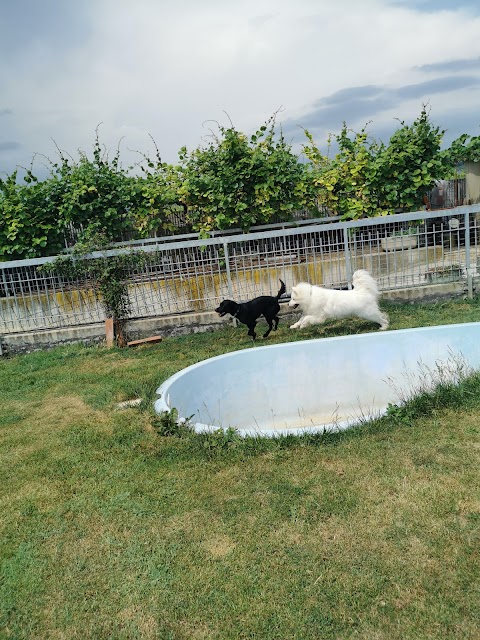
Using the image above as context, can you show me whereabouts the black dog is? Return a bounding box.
[215,280,286,340]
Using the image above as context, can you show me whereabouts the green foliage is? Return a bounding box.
[128,136,187,237]
[45,129,191,241]
[196,427,243,457]
[152,408,244,456]
[440,132,480,170]
[386,371,480,426]
[41,227,148,326]
[0,128,185,260]
[385,402,417,425]
[153,408,194,437]
[302,124,384,219]
[179,114,311,235]
[390,224,419,237]
[0,169,67,259]
[372,106,445,211]
[302,106,448,219]
[50,130,137,238]
[2,108,480,259]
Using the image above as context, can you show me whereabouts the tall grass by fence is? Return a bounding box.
[1,205,480,335]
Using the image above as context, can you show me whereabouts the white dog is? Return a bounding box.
[289,269,389,330]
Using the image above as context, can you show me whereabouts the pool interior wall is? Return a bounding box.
[154,323,480,437]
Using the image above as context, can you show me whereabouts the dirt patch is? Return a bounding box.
[76,357,138,375]
[118,606,159,638]
[202,534,236,558]
[31,395,108,432]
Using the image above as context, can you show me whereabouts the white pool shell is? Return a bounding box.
[154,323,480,437]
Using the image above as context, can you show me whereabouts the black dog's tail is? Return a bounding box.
[276,279,286,299]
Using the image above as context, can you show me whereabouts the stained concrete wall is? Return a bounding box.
[1,262,324,334]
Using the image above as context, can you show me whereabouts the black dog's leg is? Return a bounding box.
[263,305,280,337]
[262,318,275,338]
[247,322,257,340]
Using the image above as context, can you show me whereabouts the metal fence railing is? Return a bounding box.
[1,204,480,335]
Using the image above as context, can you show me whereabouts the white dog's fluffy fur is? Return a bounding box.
[289,269,389,330]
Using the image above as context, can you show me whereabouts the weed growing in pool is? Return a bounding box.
[384,353,480,427]
[153,411,249,457]
[384,350,475,425]
[385,402,418,426]
[152,408,193,437]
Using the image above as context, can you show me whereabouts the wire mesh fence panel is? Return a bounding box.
[1,206,479,335]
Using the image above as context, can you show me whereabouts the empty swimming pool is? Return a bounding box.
[154,323,480,437]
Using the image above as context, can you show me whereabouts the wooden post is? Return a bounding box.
[105,317,115,348]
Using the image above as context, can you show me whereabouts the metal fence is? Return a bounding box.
[1,204,480,335]
[426,178,467,210]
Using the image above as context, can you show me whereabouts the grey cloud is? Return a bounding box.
[283,75,480,137]
[390,0,480,13]
[0,0,91,54]
[416,57,480,73]
[315,85,384,108]
[0,109,13,117]
[428,108,480,145]
[397,75,480,98]
[289,85,397,133]
[0,141,22,152]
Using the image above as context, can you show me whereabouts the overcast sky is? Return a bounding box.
[1,0,480,178]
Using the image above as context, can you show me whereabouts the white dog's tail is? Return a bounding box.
[351,269,380,298]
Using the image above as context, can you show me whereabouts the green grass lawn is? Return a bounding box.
[1,299,480,639]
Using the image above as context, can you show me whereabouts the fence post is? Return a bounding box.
[105,317,115,347]
[1,268,10,297]
[464,212,474,299]
[343,225,353,288]
[223,241,237,326]
[223,241,234,299]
